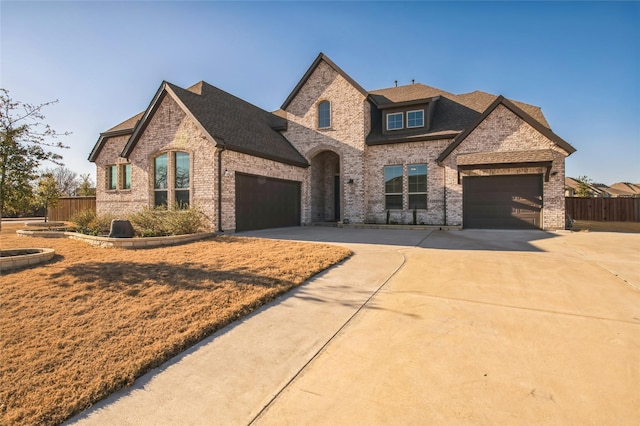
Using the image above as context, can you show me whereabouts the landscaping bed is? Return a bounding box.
[0,222,351,426]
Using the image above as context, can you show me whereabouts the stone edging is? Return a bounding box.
[16,229,217,248]
[1,248,56,271]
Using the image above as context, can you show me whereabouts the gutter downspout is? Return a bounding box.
[216,138,226,232]
[438,160,447,226]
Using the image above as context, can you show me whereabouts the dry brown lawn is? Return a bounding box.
[0,222,351,426]
[572,220,640,233]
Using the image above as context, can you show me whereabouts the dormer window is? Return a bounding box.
[387,112,403,130]
[407,110,424,128]
[318,101,331,128]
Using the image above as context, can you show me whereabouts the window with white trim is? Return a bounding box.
[408,164,427,209]
[384,165,403,209]
[318,101,331,128]
[386,112,403,130]
[407,110,424,128]
[107,165,117,190]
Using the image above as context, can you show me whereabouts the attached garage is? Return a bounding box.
[235,173,301,232]
[463,174,543,229]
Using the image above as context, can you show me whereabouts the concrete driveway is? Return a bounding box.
[69,228,640,425]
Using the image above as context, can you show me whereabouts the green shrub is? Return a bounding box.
[128,206,169,237]
[165,206,206,235]
[128,205,207,237]
[70,210,114,236]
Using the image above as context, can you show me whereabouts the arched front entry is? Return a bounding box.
[310,150,340,222]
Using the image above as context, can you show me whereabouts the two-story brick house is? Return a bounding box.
[89,53,575,231]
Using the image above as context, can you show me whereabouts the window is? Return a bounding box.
[318,101,331,128]
[174,151,190,208]
[121,164,132,190]
[387,113,403,130]
[153,151,190,208]
[384,165,403,209]
[154,154,168,207]
[107,165,117,190]
[408,164,427,209]
[407,110,424,128]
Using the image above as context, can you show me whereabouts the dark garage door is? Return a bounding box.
[235,173,301,232]
[463,174,542,229]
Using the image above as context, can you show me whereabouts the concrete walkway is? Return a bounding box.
[68,228,429,425]
[68,228,640,425]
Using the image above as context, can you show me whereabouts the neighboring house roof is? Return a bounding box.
[95,81,309,167]
[610,182,640,196]
[437,96,576,163]
[593,183,635,197]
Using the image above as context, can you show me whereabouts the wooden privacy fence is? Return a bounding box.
[48,197,96,221]
[565,197,640,222]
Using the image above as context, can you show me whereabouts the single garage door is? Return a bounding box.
[463,174,542,229]
[235,173,301,232]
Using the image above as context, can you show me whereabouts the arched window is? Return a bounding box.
[318,101,331,128]
[153,151,190,208]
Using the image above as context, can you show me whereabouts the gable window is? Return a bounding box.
[408,164,427,209]
[107,165,117,190]
[318,101,331,128]
[387,113,403,130]
[121,164,132,190]
[384,165,403,209]
[153,151,190,208]
[407,110,424,128]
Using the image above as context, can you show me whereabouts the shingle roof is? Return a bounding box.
[88,112,144,162]
[366,84,553,146]
[437,96,575,163]
[369,83,455,105]
[114,81,308,167]
[105,112,144,133]
[165,82,307,166]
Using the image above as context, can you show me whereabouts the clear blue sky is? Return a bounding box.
[1,1,638,184]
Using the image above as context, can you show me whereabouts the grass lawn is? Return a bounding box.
[0,222,351,426]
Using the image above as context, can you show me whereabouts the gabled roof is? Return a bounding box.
[610,182,640,196]
[366,83,555,146]
[115,81,308,167]
[88,112,144,162]
[436,96,576,163]
[281,53,368,110]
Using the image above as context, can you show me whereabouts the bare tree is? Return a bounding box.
[77,173,95,196]
[43,166,79,196]
[0,88,69,228]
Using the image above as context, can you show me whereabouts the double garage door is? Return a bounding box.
[463,175,543,229]
[235,173,301,232]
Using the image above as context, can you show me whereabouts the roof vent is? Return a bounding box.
[394,80,398,87]
[412,79,415,84]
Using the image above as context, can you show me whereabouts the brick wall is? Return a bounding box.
[219,149,306,231]
[95,94,307,232]
[364,139,450,225]
[282,60,369,224]
[95,95,217,229]
[442,105,569,230]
